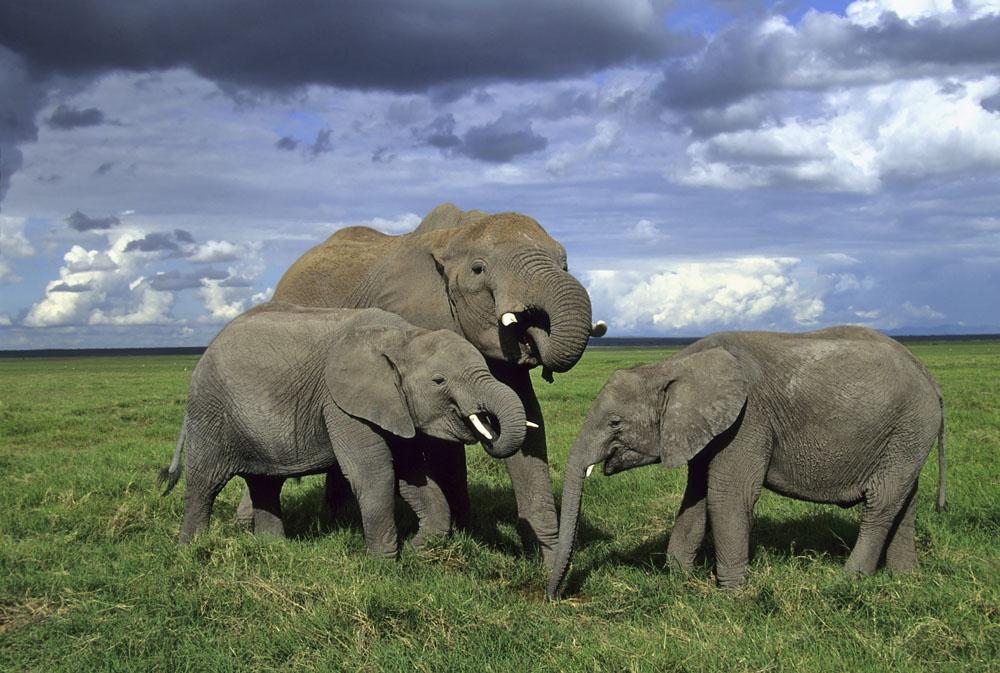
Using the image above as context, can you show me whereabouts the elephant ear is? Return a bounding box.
[658,347,748,468]
[324,326,416,439]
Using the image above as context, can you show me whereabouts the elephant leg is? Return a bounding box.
[325,411,398,558]
[244,474,286,538]
[235,486,255,530]
[324,463,353,514]
[706,438,768,588]
[393,443,451,548]
[423,440,471,531]
[846,473,917,576]
[667,455,710,573]
[885,481,919,573]
[180,467,230,544]
[494,364,558,568]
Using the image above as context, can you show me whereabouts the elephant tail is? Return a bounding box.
[935,396,946,513]
[158,415,187,496]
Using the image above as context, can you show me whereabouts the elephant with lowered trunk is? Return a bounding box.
[237,203,599,566]
[549,326,946,598]
[161,303,529,557]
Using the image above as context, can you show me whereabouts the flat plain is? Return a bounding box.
[1,341,997,672]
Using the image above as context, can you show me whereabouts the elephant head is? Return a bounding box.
[325,325,528,459]
[425,211,595,375]
[547,347,748,599]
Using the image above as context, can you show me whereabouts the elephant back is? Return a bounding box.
[413,203,488,234]
[273,226,393,307]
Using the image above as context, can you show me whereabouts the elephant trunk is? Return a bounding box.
[468,371,527,459]
[520,265,593,374]
[547,435,606,600]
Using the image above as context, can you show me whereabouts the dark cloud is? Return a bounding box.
[982,90,1000,113]
[36,173,62,184]
[0,47,51,201]
[50,281,93,293]
[146,268,229,291]
[416,111,548,162]
[0,1,690,92]
[458,112,548,162]
[276,135,298,151]
[419,114,462,150]
[371,146,395,163]
[656,12,1000,112]
[66,210,120,231]
[308,128,333,157]
[173,229,194,243]
[46,104,105,129]
[124,232,179,253]
[95,161,115,175]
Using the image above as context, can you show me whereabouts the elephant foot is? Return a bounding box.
[715,570,748,590]
[366,545,399,560]
[252,511,286,538]
[234,492,255,530]
[666,552,696,576]
[411,528,449,551]
[843,555,878,578]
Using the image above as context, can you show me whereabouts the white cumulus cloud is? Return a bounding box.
[0,215,35,283]
[585,257,825,333]
[677,77,1000,192]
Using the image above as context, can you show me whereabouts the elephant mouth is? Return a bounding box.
[499,309,549,367]
[602,447,661,475]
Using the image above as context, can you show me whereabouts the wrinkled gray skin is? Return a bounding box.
[160,303,526,557]
[236,204,596,566]
[549,326,946,598]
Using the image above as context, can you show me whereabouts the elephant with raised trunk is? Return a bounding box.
[549,326,946,598]
[161,303,528,557]
[238,203,599,566]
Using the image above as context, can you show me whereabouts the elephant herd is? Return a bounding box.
[160,203,946,600]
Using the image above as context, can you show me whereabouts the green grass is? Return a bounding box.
[1,343,997,672]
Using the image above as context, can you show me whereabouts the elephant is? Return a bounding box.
[159,302,528,557]
[237,203,599,566]
[548,326,946,598]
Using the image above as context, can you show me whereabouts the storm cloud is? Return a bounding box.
[417,111,548,162]
[0,1,689,91]
[46,104,106,129]
[66,210,120,231]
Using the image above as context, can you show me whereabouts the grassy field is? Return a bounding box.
[1,341,997,672]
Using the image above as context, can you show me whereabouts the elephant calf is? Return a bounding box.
[549,326,945,598]
[160,302,527,557]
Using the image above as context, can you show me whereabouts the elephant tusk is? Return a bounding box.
[469,414,493,441]
[586,465,595,477]
[525,421,540,429]
[590,320,608,338]
[501,312,518,326]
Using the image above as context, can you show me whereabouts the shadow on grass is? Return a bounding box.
[269,477,613,564]
[559,509,861,596]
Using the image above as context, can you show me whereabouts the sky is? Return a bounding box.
[1,0,999,349]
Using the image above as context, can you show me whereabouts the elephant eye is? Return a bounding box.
[609,415,622,429]
[471,261,485,275]
[432,374,446,385]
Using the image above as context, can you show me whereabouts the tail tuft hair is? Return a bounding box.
[157,466,181,496]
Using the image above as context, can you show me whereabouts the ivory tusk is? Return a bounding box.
[586,465,595,477]
[525,421,540,429]
[501,312,518,326]
[469,414,493,440]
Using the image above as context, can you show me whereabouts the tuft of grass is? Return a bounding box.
[1,345,997,672]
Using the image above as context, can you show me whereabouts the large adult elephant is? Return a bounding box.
[240,203,597,565]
